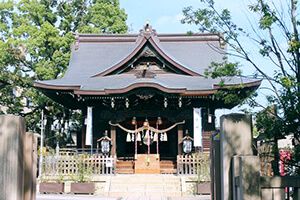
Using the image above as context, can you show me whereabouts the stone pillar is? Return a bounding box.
[211,132,221,200]
[220,114,253,200]
[111,125,116,156]
[81,117,86,148]
[178,125,183,155]
[233,155,260,200]
[293,188,300,200]
[24,132,38,200]
[0,115,25,200]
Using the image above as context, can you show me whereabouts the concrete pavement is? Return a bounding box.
[36,194,210,200]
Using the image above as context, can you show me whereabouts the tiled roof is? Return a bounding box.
[35,26,260,95]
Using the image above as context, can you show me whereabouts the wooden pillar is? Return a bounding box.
[111,125,116,156]
[178,124,183,155]
[81,121,86,149]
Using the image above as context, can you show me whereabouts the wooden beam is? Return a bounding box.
[111,126,116,156]
[178,124,183,155]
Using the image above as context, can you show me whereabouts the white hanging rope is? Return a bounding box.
[109,120,185,134]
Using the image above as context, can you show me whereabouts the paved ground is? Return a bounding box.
[37,194,210,200]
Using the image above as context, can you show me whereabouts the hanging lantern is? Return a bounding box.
[111,97,115,108]
[126,132,131,142]
[136,132,142,141]
[178,97,182,108]
[182,132,193,154]
[150,131,153,139]
[164,97,168,108]
[101,139,110,154]
[97,130,111,155]
[125,98,129,108]
[183,139,192,154]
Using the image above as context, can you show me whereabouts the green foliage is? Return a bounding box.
[195,152,210,183]
[183,0,300,173]
[0,0,127,147]
[204,60,241,78]
[256,106,283,140]
[73,154,93,183]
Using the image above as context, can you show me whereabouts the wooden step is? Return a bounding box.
[160,161,176,174]
[115,168,134,174]
[116,160,134,174]
[116,162,134,167]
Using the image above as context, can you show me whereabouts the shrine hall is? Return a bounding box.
[34,24,261,174]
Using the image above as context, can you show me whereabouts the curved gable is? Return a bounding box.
[92,25,201,77]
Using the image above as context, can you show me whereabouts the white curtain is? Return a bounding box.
[85,107,93,146]
[193,108,202,147]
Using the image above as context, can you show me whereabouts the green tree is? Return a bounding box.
[0,0,127,147]
[182,0,300,173]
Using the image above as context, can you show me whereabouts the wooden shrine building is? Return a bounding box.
[34,24,260,174]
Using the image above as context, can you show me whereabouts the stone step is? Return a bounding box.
[109,179,180,184]
[109,183,181,187]
[109,191,182,197]
[104,174,185,197]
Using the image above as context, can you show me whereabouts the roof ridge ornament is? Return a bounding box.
[139,22,157,38]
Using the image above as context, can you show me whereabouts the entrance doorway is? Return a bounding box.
[115,117,178,159]
[114,117,179,174]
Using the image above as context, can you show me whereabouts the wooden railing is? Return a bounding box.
[177,153,210,179]
[43,154,116,176]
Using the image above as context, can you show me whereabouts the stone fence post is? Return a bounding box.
[0,115,25,200]
[0,115,37,200]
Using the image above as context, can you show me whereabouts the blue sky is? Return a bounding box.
[119,0,199,33]
[119,0,249,33]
